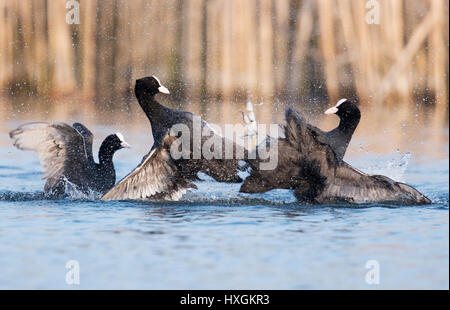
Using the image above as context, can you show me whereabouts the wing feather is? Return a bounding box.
[101,137,197,201]
[10,122,88,191]
[72,122,94,162]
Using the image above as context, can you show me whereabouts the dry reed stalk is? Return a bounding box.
[231,0,245,89]
[258,0,275,97]
[376,9,435,104]
[293,0,313,97]
[17,1,33,83]
[0,1,11,87]
[221,0,233,99]
[219,2,235,119]
[184,0,203,100]
[404,3,428,93]
[318,0,338,103]
[47,0,76,95]
[80,0,96,98]
[206,0,221,100]
[246,0,258,94]
[392,0,411,109]
[354,0,376,100]
[336,0,366,101]
[31,0,48,94]
[430,0,449,131]
[272,0,290,95]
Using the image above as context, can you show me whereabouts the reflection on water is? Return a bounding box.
[0,120,448,289]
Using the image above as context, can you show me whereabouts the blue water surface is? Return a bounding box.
[0,131,448,289]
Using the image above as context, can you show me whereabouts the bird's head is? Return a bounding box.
[134,76,170,98]
[325,98,360,119]
[105,132,131,152]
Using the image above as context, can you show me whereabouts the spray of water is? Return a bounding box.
[63,179,101,200]
[363,150,411,182]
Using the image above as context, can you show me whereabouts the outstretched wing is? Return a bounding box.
[72,122,94,162]
[283,108,331,154]
[101,135,197,201]
[9,122,88,190]
[315,163,431,205]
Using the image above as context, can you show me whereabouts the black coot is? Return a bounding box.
[10,122,130,198]
[102,76,245,201]
[323,98,361,160]
[240,108,431,205]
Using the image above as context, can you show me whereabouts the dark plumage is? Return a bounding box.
[323,98,361,160]
[296,98,360,160]
[240,108,431,205]
[102,76,245,201]
[10,122,130,198]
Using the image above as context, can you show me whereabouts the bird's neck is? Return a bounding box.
[338,112,360,136]
[98,147,116,188]
[137,93,162,123]
[98,143,116,169]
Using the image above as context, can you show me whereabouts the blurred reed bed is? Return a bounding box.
[0,0,448,156]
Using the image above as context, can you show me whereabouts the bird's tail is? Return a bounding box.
[396,181,432,205]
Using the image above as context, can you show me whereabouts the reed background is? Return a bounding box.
[0,0,448,157]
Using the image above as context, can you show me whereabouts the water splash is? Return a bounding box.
[61,178,101,201]
[40,177,101,201]
[363,150,412,182]
[0,178,101,202]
